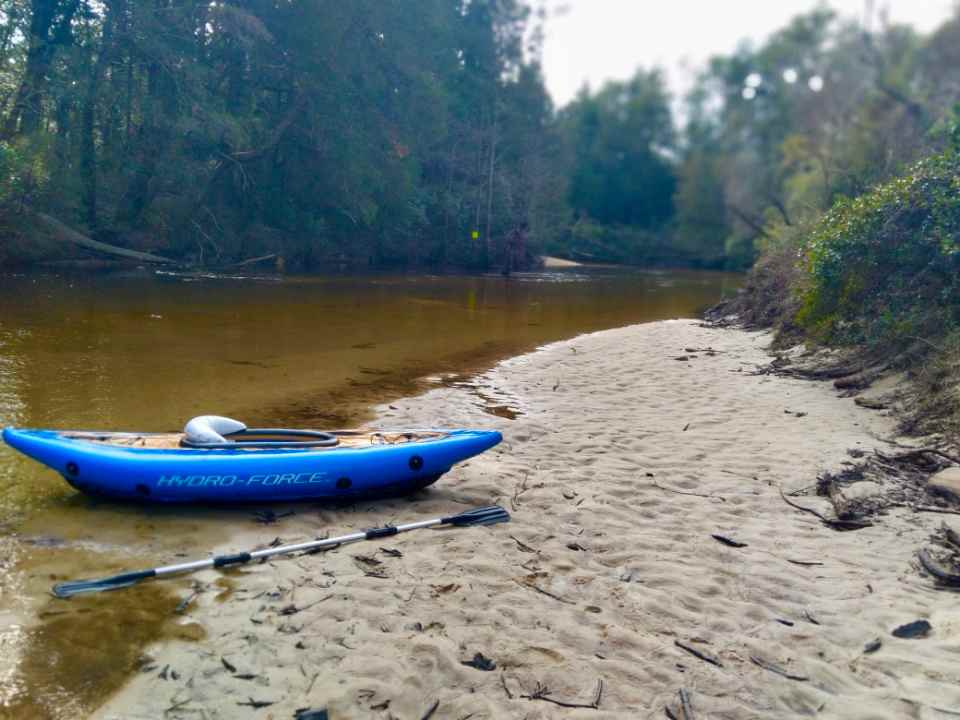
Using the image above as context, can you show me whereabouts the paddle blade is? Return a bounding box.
[52,569,156,599]
[442,505,511,527]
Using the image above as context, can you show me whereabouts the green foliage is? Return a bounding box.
[673,7,960,274]
[5,2,960,273]
[672,149,728,267]
[0,137,50,205]
[0,140,20,202]
[542,68,689,266]
[933,103,960,154]
[560,219,674,266]
[0,0,556,270]
[798,150,960,346]
[562,69,676,229]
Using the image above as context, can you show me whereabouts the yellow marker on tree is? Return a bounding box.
[471,230,480,240]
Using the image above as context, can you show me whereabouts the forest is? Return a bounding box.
[0,2,958,272]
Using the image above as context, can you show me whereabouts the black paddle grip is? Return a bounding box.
[365,526,399,540]
[213,552,252,568]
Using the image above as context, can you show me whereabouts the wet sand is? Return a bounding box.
[94,320,960,719]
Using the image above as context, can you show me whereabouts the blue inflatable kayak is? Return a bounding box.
[2,416,501,503]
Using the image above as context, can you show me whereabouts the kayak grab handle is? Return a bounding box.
[181,415,338,449]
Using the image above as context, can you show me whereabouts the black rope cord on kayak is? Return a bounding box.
[180,428,339,449]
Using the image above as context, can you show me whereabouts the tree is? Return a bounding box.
[563,68,675,228]
[0,0,558,270]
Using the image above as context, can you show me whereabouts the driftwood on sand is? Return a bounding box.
[917,549,960,586]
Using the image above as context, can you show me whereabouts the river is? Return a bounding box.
[0,266,738,718]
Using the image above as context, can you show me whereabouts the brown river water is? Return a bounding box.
[0,266,738,718]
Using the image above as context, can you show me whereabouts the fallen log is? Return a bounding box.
[222,253,277,269]
[781,361,865,380]
[834,366,887,391]
[32,211,177,265]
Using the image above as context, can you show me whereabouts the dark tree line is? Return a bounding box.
[2,3,959,271]
[0,0,565,270]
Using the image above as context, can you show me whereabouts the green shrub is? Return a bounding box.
[726,222,809,337]
[798,150,960,348]
[0,137,52,207]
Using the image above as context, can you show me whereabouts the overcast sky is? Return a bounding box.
[540,0,958,108]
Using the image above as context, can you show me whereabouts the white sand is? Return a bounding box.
[541,255,582,268]
[96,320,960,719]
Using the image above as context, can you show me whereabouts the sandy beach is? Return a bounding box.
[94,320,960,719]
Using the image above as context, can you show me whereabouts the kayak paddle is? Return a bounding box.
[52,505,510,598]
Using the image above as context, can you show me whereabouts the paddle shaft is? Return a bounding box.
[52,505,508,597]
[155,517,441,577]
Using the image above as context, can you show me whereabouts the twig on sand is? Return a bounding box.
[237,698,275,708]
[420,699,440,720]
[778,487,830,521]
[778,487,872,530]
[520,679,603,709]
[750,656,809,681]
[500,672,514,699]
[514,578,575,605]
[786,558,824,567]
[674,640,723,668]
[164,695,192,716]
[278,595,333,616]
[678,688,696,720]
[877,447,960,467]
[711,534,747,548]
[899,699,960,718]
[652,481,726,503]
[917,549,960,587]
[510,535,538,553]
[909,505,960,517]
[174,591,198,615]
[511,474,531,511]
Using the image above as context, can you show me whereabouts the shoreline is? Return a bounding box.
[0,268,740,719]
[94,320,959,719]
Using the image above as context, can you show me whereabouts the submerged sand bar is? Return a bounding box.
[96,320,959,719]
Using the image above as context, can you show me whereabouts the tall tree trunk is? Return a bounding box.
[439,140,457,266]
[483,107,497,269]
[3,0,79,137]
[80,0,120,231]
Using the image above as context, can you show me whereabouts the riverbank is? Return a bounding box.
[541,255,582,268]
[94,320,958,719]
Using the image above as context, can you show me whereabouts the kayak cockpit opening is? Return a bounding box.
[60,421,449,451]
[179,415,337,448]
[181,416,339,448]
[181,427,340,448]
